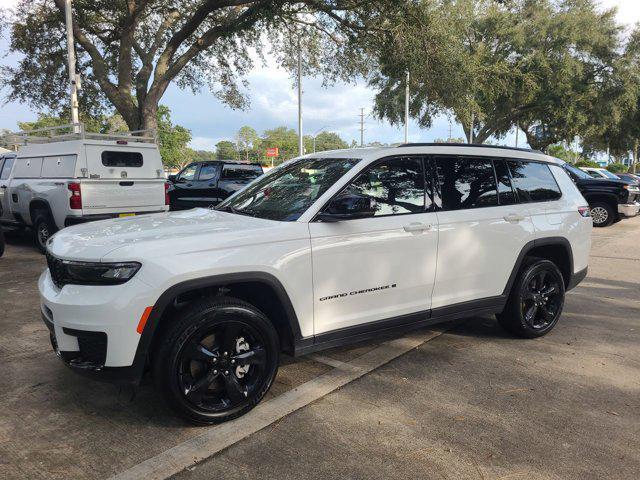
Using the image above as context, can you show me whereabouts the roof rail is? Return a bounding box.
[397,142,543,154]
[1,122,157,148]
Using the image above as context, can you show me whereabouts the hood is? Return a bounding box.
[577,177,632,187]
[47,208,304,261]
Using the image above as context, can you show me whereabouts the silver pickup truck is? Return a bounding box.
[0,124,169,252]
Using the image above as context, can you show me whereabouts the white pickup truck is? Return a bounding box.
[0,124,169,252]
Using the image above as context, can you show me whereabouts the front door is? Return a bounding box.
[309,155,439,335]
[170,163,201,209]
[0,157,15,221]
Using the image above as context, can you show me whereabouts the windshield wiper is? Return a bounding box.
[216,204,257,217]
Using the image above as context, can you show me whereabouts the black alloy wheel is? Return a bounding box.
[154,297,279,424]
[497,258,565,338]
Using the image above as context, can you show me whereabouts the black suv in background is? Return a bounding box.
[167,161,264,210]
[562,163,640,227]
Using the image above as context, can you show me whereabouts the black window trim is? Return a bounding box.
[312,154,435,222]
[177,162,201,182]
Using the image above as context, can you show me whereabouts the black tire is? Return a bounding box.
[590,201,615,228]
[496,258,565,338]
[153,296,280,425]
[32,211,57,254]
[0,226,4,257]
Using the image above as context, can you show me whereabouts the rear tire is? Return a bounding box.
[153,296,280,425]
[497,258,565,338]
[590,202,614,227]
[32,211,57,254]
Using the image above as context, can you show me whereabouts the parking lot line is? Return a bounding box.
[108,328,448,480]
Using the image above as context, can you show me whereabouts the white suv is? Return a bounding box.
[39,144,592,424]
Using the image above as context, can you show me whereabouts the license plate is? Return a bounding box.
[119,213,136,218]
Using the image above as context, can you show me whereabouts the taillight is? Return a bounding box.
[164,182,170,206]
[68,182,82,210]
[578,206,591,217]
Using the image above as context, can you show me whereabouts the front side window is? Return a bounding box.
[217,158,360,221]
[178,164,198,182]
[339,157,425,216]
[0,158,15,180]
[435,156,498,210]
[198,163,219,181]
[507,161,561,202]
[101,151,143,168]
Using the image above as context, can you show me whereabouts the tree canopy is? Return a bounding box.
[2,0,399,131]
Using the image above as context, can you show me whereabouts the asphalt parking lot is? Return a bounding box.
[1,219,639,480]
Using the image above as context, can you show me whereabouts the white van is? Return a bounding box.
[0,124,169,252]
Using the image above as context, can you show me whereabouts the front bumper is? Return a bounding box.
[38,269,156,385]
[618,202,640,218]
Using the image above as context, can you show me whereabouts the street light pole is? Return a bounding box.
[297,37,303,156]
[312,126,329,153]
[404,70,409,143]
[64,0,80,133]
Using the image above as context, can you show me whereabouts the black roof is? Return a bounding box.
[199,160,262,166]
[397,143,543,154]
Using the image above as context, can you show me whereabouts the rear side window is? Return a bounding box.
[346,156,426,216]
[222,164,263,181]
[435,156,498,210]
[0,158,14,179]
[101,151,143,168]
[507,161,561,202]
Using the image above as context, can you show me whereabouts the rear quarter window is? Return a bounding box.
[101,151,143,168]
[507,161,561,202]
[222,164,263,181]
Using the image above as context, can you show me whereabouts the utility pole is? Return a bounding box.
[404,70,410,143]
[297,37,303,156]
[64,0,80,133]
[448,120,452,142]
[515,125,519,148]
[359,108,365,147]
[469,112,474,144]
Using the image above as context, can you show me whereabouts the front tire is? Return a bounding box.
[153,296,279,425]
[590,202,615,227]
[497,259,565,338]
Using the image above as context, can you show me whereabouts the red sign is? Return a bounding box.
[266,147,279,157]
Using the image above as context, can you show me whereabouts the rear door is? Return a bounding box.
[81,145,166,214]
[193,163,221,207]
[218,164,264,201]
[430,156,536,308]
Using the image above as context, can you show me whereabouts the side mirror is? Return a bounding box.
[168,174,177,183]
[317,193,377,222]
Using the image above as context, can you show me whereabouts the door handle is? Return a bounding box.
[208,183,216,187]
[0,185,6,189]
[403,222,432,232]
[503,213,525,223]
[186,183,193,187]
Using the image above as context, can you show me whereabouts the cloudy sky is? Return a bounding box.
[0,0,638,150]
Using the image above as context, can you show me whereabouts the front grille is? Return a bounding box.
[46,253,67,289]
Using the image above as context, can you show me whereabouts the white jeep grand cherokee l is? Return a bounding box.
[39,144,592,424]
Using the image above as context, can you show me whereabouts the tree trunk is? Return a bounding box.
[633,139,638,174]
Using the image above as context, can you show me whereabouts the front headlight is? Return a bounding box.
[62,260,141,285]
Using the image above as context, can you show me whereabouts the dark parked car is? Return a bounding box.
[615,172,640,186]
[167,161,264,210]
[562,163,640,227]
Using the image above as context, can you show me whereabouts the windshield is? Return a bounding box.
[598,169,620,179]
[216,157,361,221]
[563,163,592,180]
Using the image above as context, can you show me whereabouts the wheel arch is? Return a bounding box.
[583,192,618,209]
[138,272,302,375]
[503,237,574,296]
[29,198,53,225]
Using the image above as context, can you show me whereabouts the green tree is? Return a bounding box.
[606,163,627,173]
[574,159,600,168]
[156,106,192,169]
[312,131,349,152]
[2,1,399,131]
[262,126,299,164]
[236,126,261,162]
[216,140,237,160]
[371,0,623,150]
